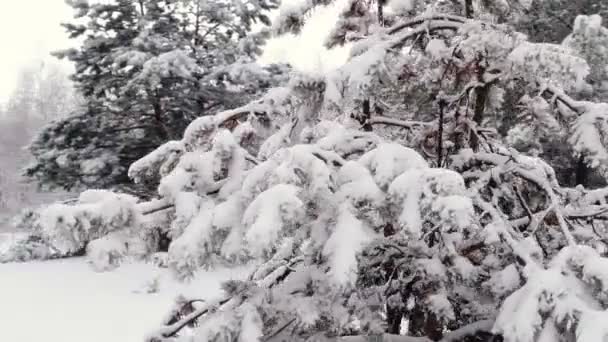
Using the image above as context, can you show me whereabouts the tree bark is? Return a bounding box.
[575,155,588,187]
[138,0,145,17]
[378,0,385,26]
[386,305,404,334]
[437,99,446,167]
[464,0,473,18]
[470,59,488,151]
[150,90,169,141]
[193,0,201,47]
[362,99,373,132]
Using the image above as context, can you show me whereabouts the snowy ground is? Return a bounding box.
[0,256,252,342]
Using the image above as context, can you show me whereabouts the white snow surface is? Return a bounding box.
[0,256,252,342]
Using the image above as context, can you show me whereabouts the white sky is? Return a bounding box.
[0,0,75,102]
[0,0,349,103]
[261,1,350,72]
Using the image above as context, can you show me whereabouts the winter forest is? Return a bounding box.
[2,0,608,341]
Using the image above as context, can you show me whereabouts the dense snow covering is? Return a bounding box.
[0,254,252,342]
[7,6,608,341]
[388,0,415,14]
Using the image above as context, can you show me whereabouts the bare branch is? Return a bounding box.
[262,318,297,342]
[390,21,463,50]
[140,203,174,216]
[514,184,533,223]
[147,257,303,341]
[368,116,431,129]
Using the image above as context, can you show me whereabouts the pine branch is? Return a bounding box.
[473,195,537,267]
[336,336,431,342]
[389,21,463,50]
[147,257,304,341]
[325,320,495,342]
[262,317,297,342]
[146,293,238,342]
[140,203,174,216]
[541,85,585,115]
[512,206,608,228]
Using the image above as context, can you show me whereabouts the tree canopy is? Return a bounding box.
[25,0,289,193]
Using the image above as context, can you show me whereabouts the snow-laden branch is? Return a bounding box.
[457,150,577,244]
[137,198,174,215]
[146,257,304,341]
[473,195,538,268]
[389,20,463,50]
[336,335,431,342]
[324,319,495,342]
[440,319,494,341]
[511,205,608,228]
[540,84,585,115]
[387,14,466,35]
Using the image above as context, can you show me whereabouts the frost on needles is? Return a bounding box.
[4,1,608,342]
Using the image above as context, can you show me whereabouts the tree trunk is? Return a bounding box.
[386,305,404,334]
[193,0,201,47]
[151,91,169,141]
[138,0,145,17]
[575,156,588,187]
[470,59,488,151]
[408,305,444,341]
[377,0,384,26]
[464,0,473,18]
[437,99,445,167]
[362,99,373,132]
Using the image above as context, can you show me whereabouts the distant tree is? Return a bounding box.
[514,0,608,44]
[35,62,83,121]
[3,66,38,146]
[1,62,78,156]
[0,62,76,223]
[25,0,289,194]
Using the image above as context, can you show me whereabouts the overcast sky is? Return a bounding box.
[0,0,349,103]
[0,0,75,102]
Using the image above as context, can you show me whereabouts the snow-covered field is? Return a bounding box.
[0,257,251,342]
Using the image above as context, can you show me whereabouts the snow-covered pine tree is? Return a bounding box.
[514,0,608,44]
[137,7,608,342]
[6,2,608,342]
[563,14,608,102]
[270,0,608,188]
[25,0,289,193]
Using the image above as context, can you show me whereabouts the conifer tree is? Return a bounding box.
[25,0,288,193]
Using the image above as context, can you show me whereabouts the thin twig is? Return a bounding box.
[262,318,297,342]
[514,184,533,224]
[368,116,431,129]
[140,203,174,216]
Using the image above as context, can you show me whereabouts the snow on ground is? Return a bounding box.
[0,257,252,342]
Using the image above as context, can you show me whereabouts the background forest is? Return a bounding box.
[0,61,78,227]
